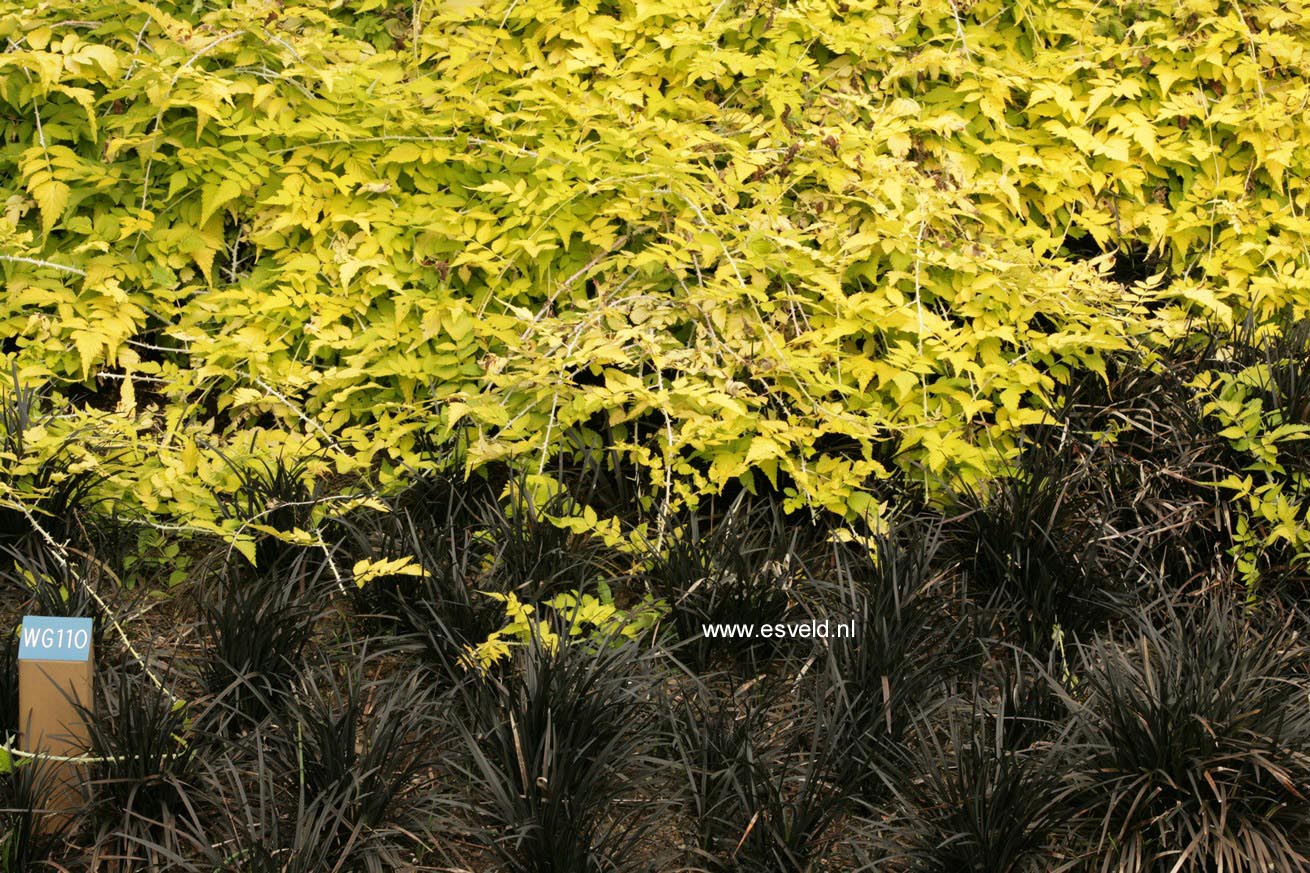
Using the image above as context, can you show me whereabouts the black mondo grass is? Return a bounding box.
[209,446,327,570]
[941,445,1127,655]
[195,550,326,731]
[989,647,1075,753]
[553,421,651,528]
[862,700,1072,873]
[344,441,493,632]
[476,472,621,601]
[822,522,960,799]
[389,433,498,536]
[127,748,406,873]
[0,754,73,871]
[77,664,202,871]
[1,540,109,656]
[667,684,775,868]
[1069,601,1310,873]
[1254,318,1310,450]
[261,655,447,868]
[1041,345,1241,591]
[1215,314,1310,452]
[668,680,852,873]
[642,494,809,672]
[453,632,670,873]
[354,507,503,678]
[396,530,504,679]
[1,630,18,741]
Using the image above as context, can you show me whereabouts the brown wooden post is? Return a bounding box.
[17,616,94,824]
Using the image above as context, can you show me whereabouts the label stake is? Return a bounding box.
[17,615,94,825]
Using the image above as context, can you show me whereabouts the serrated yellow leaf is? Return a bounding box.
[887,130,912,158]
[71,330,101,378]
[352,555,427,587]
[199,178,243,225]
[30,177,69,234]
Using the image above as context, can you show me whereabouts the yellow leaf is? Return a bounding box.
[352,555,427,587]
[71,330,101,379]
[887,130,912,158]
[71,44,120,78]
[116,372,136,413]
[30,177,69,234]
[1177,282,1233,324]
[745,436,782,466]
[233,537,257,566]
[199,178,243,225]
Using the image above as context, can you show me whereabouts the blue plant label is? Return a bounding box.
[18,616,93,662]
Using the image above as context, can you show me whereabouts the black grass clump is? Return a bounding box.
[261,655,448,869]
[391,518,503,678]
[130,748,404,873]
[452,632,669,873]
[1,541,108,655]
[477,472,620,601]
[195,550,325,731]
[1042,343,1240,590]
[210,447,325,570]
[0,369,115,558]
[344,438,494,630]
[389,433,498,534]
[1068,601,1310,872]
[343,465,503,675]
[79,664,202,871]
[863,700,1072,873]
[668,684,774,868]
[642,495,808,671]
[0,366,42,553]
[941,446,1126,654]
[0,755,73,871]
[822,523,960,799]
[669,680,851,872]
[990,648,1074,752]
